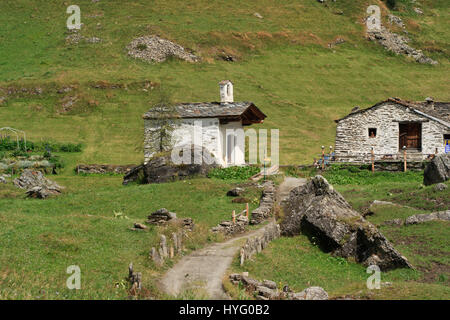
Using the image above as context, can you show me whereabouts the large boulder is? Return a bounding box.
[123,146,218,185]
[13,170,63,198]
[280,175,412,271]
[424,153,450,186]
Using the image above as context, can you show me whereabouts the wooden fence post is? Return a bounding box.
[371,147,375,173]
[232,210,236,224]
[321,146,325,170]
[403,146,407,172]
[246,203,249,218]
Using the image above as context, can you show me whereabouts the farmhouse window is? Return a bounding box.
[444,134,450,140]
[368,128,377,138]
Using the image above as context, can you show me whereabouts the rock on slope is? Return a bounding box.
[13,169,63,199]
[281,175,412,271]
[127,35,199,63]
[123,146,218,185]
[424,153,450,186]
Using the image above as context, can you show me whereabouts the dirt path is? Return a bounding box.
[277,177,306,202]
[159,176,306,299]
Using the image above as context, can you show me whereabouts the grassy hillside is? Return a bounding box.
[0,0,449,164]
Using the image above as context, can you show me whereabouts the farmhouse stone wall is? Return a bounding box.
[335,102,449,163]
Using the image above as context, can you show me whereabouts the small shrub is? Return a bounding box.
[386,0,396,9]
[208,166,260,180]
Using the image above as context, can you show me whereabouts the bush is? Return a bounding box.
[0,137,82,153]
[208,165,260,180]
[386,0,396,9]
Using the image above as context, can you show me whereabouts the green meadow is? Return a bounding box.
[0,0,448,299]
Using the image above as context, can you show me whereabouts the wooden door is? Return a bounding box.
[399,123,422,150]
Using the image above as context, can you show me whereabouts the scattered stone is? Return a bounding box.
[262,280,277,290]
[227,187,245,197]
[328,37,346,48]
[147,208,177,225]
[76,164,136,174]
[212,212,248,235]
[383,219,404,226]
[230,273,328,300]
[127,35,199,63]
[133,223,147,230]
[281,175,412,271]
[387,14,404,28]
[146,208,194,231]
[160,235,168,258]
[405,210,450,225]
[433,183,448,191]
[253,12,263,19]
[128,263,142,291]
[414,8,423,15]
[367,26,438,65]
[289,286,328,300]
[256,286,277,299]
[13,170,63,199]
[0,175,7,184]
[424,154,450,185]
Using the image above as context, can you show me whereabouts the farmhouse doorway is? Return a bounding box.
[399,122,422,150]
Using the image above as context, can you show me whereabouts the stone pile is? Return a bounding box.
[75,164,136,174]
[211,211,249,235]
[127,35,199,63]
[367,26,438,65]
[424,153,449,185]
[281,175,412,271]
[146,208,195,230]
[239,222,281,266]
[384,210,450,226]
[250,181,276,225]
[13,169,63,199]
[229,273,328,300]
[227,187,245,197]
[150,231,184,266]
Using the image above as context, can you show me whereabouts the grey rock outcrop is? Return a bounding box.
[281,175,412,271]
[127,35,199,63]
[123,147,218,185]
[13,170,63,199]
[227,187,245,197]
[229,273,328,300]
[367,26,438,65]
[424,153,450,185]
[433,183,447,191]
[405,210,450,225]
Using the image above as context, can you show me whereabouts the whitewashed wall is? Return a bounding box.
[335,103,449,162]
[219,121,245,166]
[144,118,246,167]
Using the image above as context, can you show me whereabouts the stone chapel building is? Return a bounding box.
[334,97,450,163]
[143,80,266,166]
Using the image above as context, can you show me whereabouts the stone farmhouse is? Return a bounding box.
[334,97,450,163]
[143,81,266,167]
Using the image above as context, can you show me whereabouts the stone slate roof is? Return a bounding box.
[143,101,266,123]
[336,98,450,128]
